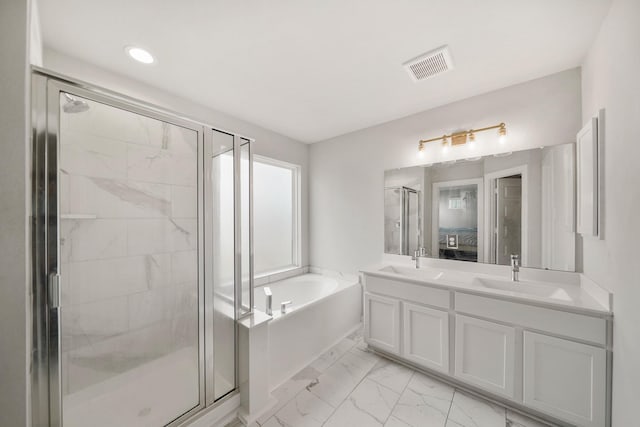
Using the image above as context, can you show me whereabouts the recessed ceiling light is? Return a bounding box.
[125,46,155,64]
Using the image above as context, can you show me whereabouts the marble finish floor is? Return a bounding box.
[254,328,554,427]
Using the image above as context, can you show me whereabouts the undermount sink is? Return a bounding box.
[472,277,574,301]
[379,265,471,283]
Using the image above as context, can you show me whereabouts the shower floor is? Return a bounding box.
[63,347,199,427]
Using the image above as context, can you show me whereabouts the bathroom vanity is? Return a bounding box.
[361,261,612,427]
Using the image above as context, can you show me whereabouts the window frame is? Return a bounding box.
[252,155,302,277]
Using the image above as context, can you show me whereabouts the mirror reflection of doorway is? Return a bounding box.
[493,175,522,265]
[432,179,484,262]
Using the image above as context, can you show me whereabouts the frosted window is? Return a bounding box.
[253,158,299,274]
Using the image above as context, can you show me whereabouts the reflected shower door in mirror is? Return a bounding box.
[55,92,202,426]
[384,186,420,255]
[383,143,576,271]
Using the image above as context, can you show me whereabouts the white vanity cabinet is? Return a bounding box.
[454,314,516,399]
[523,331,606,427]
[363,292,400,355]
[361,271,612,427]
[402,302,449,373]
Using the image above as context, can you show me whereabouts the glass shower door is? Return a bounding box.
[206,130,236,403]
[53,89,202,426]
[204,130,253,403]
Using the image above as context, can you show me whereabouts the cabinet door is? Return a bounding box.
[364,293,400,354]
[403,303,449,373]
[523,331,606,427]
[454,315,515,399]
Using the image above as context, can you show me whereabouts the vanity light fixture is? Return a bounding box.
[418,122,507,152]
[125,46,155,64]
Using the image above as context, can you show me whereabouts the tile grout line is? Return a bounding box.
[318,347,384,425]
[383,368,417,426]
[363,364,409,425]
[260,337,359,426]
[444,389,456,426]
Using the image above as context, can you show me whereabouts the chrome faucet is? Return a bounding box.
[264,286,273,315]
[510,254,520,282]
[281,301,292,314]
[413,247,427,269]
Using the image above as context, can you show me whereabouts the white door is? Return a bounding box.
[523,331,606,427]
[364,293,400,354]
[454,315,515,398]
[403,303,449,373]
[495,177,522,265]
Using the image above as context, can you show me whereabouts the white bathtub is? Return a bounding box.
[255,273,362,390]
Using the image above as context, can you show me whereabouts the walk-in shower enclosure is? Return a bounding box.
[31,70,254,427]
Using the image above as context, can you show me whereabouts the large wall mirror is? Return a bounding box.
[384,143,576,271]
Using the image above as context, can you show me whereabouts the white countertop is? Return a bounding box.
[361,261,612,316]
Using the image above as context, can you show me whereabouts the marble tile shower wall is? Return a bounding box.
[58,99,199,395]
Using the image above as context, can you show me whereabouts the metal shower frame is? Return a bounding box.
[30,67,254,427]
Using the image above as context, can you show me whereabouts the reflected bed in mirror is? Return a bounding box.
[384,143,576,271]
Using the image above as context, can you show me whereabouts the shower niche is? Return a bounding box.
[31,73,253,427]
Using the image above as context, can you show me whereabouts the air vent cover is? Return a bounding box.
[404,46,454,82]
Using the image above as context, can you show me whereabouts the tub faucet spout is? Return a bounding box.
[281,301,292,314]
[264,287,273,315]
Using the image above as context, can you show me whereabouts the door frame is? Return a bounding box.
[483,165,528,265]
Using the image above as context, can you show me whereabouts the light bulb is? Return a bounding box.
[468,132,476,150]
[498,125,507,144]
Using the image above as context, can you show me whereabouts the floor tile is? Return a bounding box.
[308,350,378,407]
[507,410,553,427]
[309,338,356,372]
[256,365,321,425]
[445,391,506,427]
[324,378,400,427]
[323,398,383,427]
[367,358,414,394]
[265,389,334,427]
[349,344,382,365]
[391,372,455,427]
[347,326,368,350]
[384,415,413,427]
[259,417,283,427]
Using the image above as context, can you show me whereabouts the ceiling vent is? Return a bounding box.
[404,46,454,82]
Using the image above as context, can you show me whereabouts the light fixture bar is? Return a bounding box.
[418,122,506,151]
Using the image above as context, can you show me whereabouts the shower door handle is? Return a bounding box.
[48,273,61,309]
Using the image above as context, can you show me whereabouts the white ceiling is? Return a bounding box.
[39,0,611,143]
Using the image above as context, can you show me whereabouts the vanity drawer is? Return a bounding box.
[455,292,607,346]
[365,275,450,309]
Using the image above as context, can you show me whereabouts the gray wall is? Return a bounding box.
[0,0,32,425]
[580,0,640,424]
[309,68,582,274]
